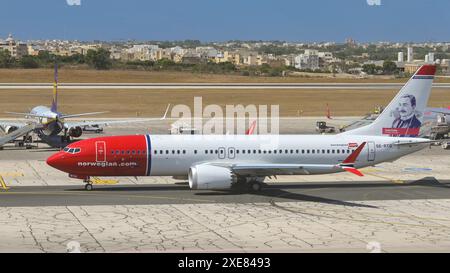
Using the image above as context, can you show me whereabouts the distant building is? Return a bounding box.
[0,34,28,58]
[181,52,206,64]
[407,47,414,62]
[294,50,319,70]
[398,52,404,62]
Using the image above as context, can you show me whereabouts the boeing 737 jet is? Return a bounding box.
[0,64,169,148]
[47,65,437,191]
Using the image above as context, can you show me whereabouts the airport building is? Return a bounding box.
[0,34,28,58]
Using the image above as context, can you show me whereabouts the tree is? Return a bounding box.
[19,55,39,68]
[85,48,112,70]
[0,49,14,68]
[382,60,398,75]
[362,64,380,75]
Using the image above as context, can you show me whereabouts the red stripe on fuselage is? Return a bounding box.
[61,135,148,177]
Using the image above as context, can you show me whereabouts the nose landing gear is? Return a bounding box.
[83,177,93,191]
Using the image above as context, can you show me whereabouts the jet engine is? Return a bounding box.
[3,126,18,134]
[41,121,64,136]
[68,126,83,138]
[189,164,236,190]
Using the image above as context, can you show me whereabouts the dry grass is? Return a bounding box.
[0,88,448,117]
[0,68,440,83]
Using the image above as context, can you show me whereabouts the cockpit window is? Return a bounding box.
[64,147,81,154]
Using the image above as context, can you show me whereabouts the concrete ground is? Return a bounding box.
[0,118,449,252]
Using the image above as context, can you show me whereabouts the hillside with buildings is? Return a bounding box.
[1,34,449,77]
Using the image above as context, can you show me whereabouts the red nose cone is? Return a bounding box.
[46,152,65,170]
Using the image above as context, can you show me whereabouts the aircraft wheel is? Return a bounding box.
[85,183,93,191]
[248,181,262,192]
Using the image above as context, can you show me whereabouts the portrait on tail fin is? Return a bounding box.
[389,94,422,137]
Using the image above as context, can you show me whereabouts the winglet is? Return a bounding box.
[161,104,171,120]
[342,142,366,164]
[326,103,332,119]
[246,120,257,135]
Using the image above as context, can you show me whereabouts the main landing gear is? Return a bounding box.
[248,181,263,192]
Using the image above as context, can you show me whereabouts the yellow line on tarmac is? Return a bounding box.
[0,176,9,191]
[362,172,404,184]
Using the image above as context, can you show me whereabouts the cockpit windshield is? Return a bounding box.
[63,147,81,154]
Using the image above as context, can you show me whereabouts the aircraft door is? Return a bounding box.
[228,147,236,159]
[96,141,106,162]
[367,141,376,161]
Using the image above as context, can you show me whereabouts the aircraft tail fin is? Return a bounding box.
[51,63,58,113]
[341,65,436,137]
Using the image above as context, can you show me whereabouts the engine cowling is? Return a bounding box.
[68,126,83,138]
[4,126,18,134]
[189,164,236,190]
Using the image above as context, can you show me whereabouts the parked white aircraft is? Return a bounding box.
[0,64,169,148]
[47,65,437,191]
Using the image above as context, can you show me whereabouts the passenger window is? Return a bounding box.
[183,150,186,154]
[68,148,74,153]
[205,150,208,154]
[132,150,136,155]
[63,147,69,152]
[194,150,197,154]
[312,150,315,154]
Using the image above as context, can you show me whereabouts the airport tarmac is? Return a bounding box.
[0,118,449,252]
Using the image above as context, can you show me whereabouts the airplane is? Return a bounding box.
[47,65,437,191]
[0,64,170,148]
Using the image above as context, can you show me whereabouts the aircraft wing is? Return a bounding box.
[0,121,29,130]
[210,142,367,177]
[63,118,166,129]
[0,123,39,146]
[222,163,339,176]
[63,104,171,129]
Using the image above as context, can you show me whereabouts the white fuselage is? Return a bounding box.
[147,134,427,176]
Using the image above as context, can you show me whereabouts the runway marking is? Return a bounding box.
[0,176,9,191]
[0,172,24,178]
[91,177,118,185]
[0,190,215,203]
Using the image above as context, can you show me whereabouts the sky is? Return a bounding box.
[1,0,449,42]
